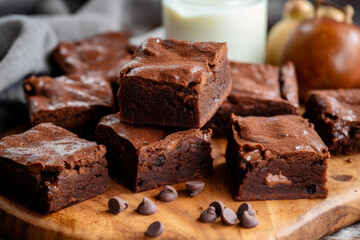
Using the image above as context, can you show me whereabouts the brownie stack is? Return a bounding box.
[96,37,232,192]
[216,61,331,201]
[205,61,300,137]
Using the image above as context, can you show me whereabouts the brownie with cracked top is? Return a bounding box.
[52,32,135,83]
[95,114,213,192]
[0,123,109,213]
[51,32,135,105]
[117,37,231,128]
[23,74,114,138]
[205,61,299,137]
[226,114,329,201]
[305,89,360,155]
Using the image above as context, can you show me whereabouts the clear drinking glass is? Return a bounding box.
[163,0,268,63]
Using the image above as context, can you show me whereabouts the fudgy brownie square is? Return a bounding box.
[205,61,299,137]
[52,32,135,83]
[226,114,329,201]
[304,89,360,155]
[23,74,114,138]
[0,123,109,213]
[95,114,213,192]
[52,32,135,104]
[118,38,231,128]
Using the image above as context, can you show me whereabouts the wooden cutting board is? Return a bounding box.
[1,138,360,240]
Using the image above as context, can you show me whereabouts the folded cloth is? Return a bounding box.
[0,16,57,94]
[0,0,121,103]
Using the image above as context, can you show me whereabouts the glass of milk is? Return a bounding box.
[162,0,268,63]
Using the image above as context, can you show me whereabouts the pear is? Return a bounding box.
[279,1,358,100]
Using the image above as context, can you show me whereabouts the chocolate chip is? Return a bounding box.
[209,200,225,218]
[347,158,352,163]
[237,203,256,219]
[239,211,259,228]
[146,221,164,237]
[137,178,145,186]
[199,206,217,223]
[221,208,238,226]
[137,197,157,215]
[108,197,128,215]
[188,82,197,88]
[157,185,178,202]
[306,185,317,195]
[155,155,165,167]
[186,181,205,197]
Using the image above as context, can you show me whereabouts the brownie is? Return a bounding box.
[118,38,231,128]
[226,114,329,201]
[95,114,213,192]
[23,74,114,138]
[52,32,135,83]
[304,89,360,155]
[0,123,109,213]
[205,61,300,137]
[51,32,135,104]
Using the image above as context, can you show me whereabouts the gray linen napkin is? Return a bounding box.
[0,0,121,103]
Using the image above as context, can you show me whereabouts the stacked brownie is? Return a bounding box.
[52,32,136,105]
[52,32,135,83]
[205,61,300,137]
[23,31,137,139]
[96,37,232,192]
[23,75,114,138]
[117,37,231,128]
[215,61,332,201]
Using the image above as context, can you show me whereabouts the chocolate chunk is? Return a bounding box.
[265,172,291,187]
[186,181,205,197]
[347,158,352,163]
[199,206,217,223]
[242,149,263,162]
[146,221,164,237]
[239,211,259,228]
[221,208,238,226]
[209,200,225,218]
[157,185,178,202]
[306,185,317,195]
[155,155,165,167]
[237,203,256,219]
[108,197,128,215]
[137,197,157,215]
